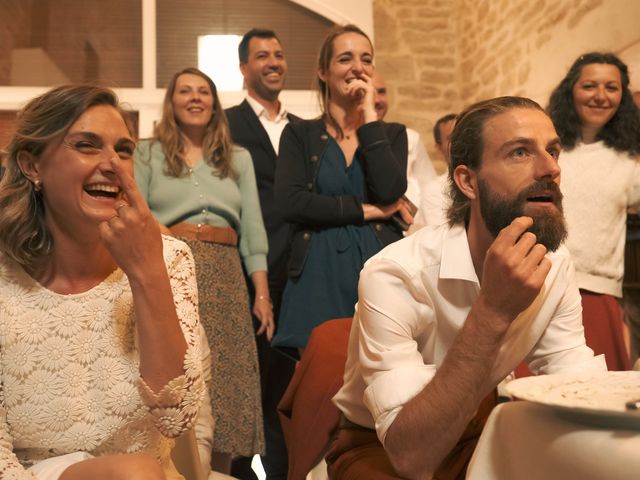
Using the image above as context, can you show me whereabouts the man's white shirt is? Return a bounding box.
[245,95,290,154]
[418,173,450,228]
[333,223,606,444]
[405,129,436,204]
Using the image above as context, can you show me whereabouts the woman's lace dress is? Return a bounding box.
[0,236,204,479]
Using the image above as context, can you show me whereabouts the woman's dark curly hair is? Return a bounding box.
[547,52,640,155]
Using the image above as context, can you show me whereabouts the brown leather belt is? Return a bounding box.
[170,223,237,246]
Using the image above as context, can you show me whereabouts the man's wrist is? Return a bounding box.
[470,294,513,337]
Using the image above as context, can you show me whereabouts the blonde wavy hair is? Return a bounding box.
[154,68,234,179]
[0,85,130,268]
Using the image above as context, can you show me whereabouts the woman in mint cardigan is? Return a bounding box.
[134,68,270,473]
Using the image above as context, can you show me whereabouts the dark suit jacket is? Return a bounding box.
[225,100,300,297]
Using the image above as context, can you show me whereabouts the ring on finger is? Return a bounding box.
[116,203,129,215]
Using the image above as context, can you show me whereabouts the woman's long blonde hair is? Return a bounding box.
[0,85,130,268]
[154,68,234,178]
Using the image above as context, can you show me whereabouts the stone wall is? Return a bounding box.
[374,0,640,173]
[374,0,463,172]
[457,0,603,105]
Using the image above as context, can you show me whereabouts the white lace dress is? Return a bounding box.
[0,236,205,479]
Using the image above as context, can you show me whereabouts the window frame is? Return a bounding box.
[0,0,372,137]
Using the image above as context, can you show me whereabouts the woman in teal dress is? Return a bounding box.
[273,25,412,354]
[134,68,270,474]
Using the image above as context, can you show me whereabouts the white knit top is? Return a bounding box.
[560,141,640,297]
[0,236,204,478]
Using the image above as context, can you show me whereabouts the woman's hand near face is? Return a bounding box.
[363,198,415,225]
[99,157,164,281]
[345,72,378,124]
[99,157,189,392]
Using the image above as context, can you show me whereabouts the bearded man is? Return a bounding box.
[327,96,607,480]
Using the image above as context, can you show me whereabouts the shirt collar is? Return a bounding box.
[439,223,479,284]
[245,95,287,122]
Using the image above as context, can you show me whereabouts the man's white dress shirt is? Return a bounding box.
[245,95,290,155]
[405,128,436,212]
[333,223,606,444]
[418,173,450,228]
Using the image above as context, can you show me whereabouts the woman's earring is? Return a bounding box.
[33,179,42,192]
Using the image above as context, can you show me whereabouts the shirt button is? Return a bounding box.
[375,224,382,232]
[201,208,206,214]
[197,223,202,229]
[310,155,318,162]
[194,181,199,186]
[320,134,328,141]
[303,232,311,240]
[199,194,204,199]
[307,182,313,191]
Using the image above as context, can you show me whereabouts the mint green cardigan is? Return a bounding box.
[134,139,268,274]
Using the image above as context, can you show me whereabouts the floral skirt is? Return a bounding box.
[180,238,264,456]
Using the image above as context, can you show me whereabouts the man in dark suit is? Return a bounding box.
[226,28,298,480]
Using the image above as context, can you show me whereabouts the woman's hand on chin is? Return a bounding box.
[98,157,164,281]
[346,72,377,123]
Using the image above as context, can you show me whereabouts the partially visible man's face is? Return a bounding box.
[372,72,388,120]
[475,107,567,251]
[437,119,455,165]
[240,36,288,102]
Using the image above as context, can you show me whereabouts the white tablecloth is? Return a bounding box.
[467,401,640,480]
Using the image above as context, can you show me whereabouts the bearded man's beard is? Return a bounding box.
[477,178,568,252]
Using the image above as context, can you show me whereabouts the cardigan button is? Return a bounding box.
[320,134,328,141]
[307,182,313,191]
[303,232,311,240]
[310,155,318,162]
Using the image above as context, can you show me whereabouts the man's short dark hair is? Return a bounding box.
[433,113,457,144]
[238,28,280,64]
[447,96,544,225]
